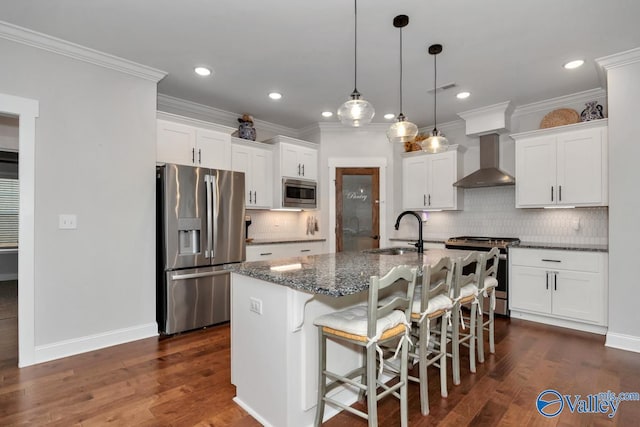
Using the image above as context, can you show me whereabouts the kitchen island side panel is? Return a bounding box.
[230,273,365,427]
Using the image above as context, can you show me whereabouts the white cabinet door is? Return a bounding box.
[552,270,603,323]
[232,144,272,209]
[402,156,428,210]
[250,148,273,209]
[513,121,607,208]
[196,129,231,170]
[510,266,552,314]
[556,128,605,206]
[428,151,457,209]
[157,119,231,169]
[515,136,556,207]
[157,120,195,165]
[280,143,318,180]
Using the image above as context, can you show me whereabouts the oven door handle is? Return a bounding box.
[498,254,507,260]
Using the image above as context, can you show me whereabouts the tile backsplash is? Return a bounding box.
[394,186,608,245]
[246,210,321,240]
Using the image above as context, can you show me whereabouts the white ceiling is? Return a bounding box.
[2,0,639,130]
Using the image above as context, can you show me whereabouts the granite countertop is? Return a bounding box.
[246,238,326,245]
[512,241,608,252]
[226,248,472,297]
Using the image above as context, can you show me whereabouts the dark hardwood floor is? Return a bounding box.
[0,314,639,426]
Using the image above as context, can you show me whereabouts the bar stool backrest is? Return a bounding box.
[451,252,483,299]
[368,265,419,339]
[421,257,454,313]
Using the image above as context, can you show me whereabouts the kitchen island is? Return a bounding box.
[226,248,471,427]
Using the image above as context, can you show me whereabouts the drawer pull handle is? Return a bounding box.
[300,249,311,252]
[260,252,273,256]
[541,259,561,263]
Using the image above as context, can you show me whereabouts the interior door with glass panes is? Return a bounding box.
[335,168,380,252]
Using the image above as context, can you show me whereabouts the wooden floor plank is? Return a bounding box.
[0,316,639,426]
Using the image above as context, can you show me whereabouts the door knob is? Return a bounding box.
[371,235,380,240]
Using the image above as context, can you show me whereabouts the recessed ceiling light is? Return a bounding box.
[563,59,584,70]
[456,91,471,99]
[194,67,212,76]
[384,113,395,120]
[321,111,333,118]
[268,92,282,100]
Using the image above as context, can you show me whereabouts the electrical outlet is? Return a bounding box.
[59,214,77,229]
[249,297,263,315]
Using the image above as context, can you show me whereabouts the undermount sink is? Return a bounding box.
[363,247,420,255]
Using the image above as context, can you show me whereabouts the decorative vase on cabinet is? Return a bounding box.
[580,101,604,122]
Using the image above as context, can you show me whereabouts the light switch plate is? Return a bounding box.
[59,214,77,229]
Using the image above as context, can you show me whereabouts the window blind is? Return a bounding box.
[0,178,18,245]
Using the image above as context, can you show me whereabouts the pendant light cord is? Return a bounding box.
[433,52,438,133]
[399,26,403,115]
[353,0,358,94]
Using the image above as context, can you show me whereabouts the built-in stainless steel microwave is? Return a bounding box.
[283,178,317,209]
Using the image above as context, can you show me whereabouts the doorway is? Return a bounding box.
[335,167,380,252]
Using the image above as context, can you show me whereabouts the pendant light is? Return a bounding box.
[337,0,375,127]
[421,44,450,153]
[387,15,418,143]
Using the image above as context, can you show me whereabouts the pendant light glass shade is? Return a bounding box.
[387,15,418,143]
[338,91,375,127]
[421,130,449,153]
[387,114,419,143]
[421,44,450,153]
[338,0,374,127]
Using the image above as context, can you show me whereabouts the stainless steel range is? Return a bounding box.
[445,236,520,316]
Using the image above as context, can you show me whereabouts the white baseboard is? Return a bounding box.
[605,332,640,353]
[509,310,608,335]
[34,322,158,364]
[233,397,276,427]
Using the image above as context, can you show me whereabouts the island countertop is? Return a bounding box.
[226,248,472,297]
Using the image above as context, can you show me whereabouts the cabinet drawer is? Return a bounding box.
[510,248,603,272]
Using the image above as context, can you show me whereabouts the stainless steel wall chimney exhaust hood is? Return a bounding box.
[453,133,515,188]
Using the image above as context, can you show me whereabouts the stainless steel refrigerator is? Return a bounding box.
[157,164,245,335]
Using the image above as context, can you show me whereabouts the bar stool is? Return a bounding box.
[407,257,454,415]
[476,247,500,363]
[313,265,418,427]
[449,252,483,385]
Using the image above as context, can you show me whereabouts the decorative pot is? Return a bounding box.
[238,121,256,141]
[580,101,604,122]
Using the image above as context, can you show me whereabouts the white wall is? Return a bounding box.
[315,124,396,251]
[0,37,159,356]
[599,50,640,351]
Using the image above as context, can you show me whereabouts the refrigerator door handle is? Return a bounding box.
[205,175,213,259]
[211,173,217,260]
[171,270,229,280]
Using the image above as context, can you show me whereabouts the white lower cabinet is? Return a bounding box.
[245,241,324,262]
[509,248,607,333]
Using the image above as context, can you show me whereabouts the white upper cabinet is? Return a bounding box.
[231,139,273,209]
[280,143,318,180]
[402,147,463,211]
[512,120,608,208]
[265,136,319,182]
[157,119,231,170]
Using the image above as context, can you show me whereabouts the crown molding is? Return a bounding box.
[156,111,235,134]
[317,122,393,134]
[157,93,299,138]
[0,20,166,82]
[596,47,640,88]
[512,88,606,117]
[418,118,465,135]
